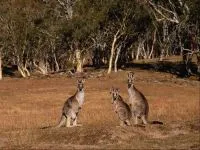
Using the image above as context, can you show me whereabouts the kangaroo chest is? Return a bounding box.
[113,100,123,112]
[113,101,119,112]
[128,88,136,99]
[128,88,141,105]
[76,91,85,107]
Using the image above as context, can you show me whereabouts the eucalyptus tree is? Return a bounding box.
[0,0,67,77]
[32,5,65,74]
[0,1,35,77]
[54,0,143,73]
[60,0,112,72]
[138,0,200,75]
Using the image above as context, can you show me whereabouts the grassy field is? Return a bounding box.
[0,68,199,149]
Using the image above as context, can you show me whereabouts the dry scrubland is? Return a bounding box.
[0,69,199,149]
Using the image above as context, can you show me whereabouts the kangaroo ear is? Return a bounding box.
[130,72,134,79]
[116,88,120,93]
[110,86,114,94]
[110,88,113,94]
[127,72,130,78]
[128,72,134,78]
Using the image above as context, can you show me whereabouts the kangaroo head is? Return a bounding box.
[110,87,120,104]
[127,72,134,88]
[77,79,85,91]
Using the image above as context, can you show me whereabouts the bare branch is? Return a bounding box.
[56,0,76,19]
[148,0,179,23]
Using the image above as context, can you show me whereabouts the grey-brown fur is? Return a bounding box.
[56,79,85,128]
[127,72,149,125]
[110,88,132,126]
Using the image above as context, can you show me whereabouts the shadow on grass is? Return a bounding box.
[2,61,199,80]
[125,61,199,78]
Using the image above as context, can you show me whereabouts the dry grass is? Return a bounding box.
[0,69,199,149]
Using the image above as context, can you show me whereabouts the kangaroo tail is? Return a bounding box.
[41,114,68,129]
[149,121,164,125]
[40,125,54,129]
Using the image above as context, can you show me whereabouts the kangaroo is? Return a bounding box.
[56,79,85,128]
[127,72,149,125]
[110,87,132,126]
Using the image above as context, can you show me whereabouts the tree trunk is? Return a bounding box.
[148,29,157,59]
[142,43,147,59]
[75,49,83,73]
[17,64,30,78]
[131,48,135,60]
[159,21,169,61]
[146,42,150,58]
[18,66,27,78]
[24,63,30,77]
[16,55,30,78]
[33,60,48,75]
[53,53,60,72]
[107,35,118,74]
[136,43,140,60]
[50,40,60,72]
[197,53,200,74]
[107,29,124,74]
[159,48,165,61]
[136,41,145,60]
[0,51,2,80]
[114,45,122,72]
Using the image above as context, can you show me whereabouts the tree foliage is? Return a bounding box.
[0,0,199,78]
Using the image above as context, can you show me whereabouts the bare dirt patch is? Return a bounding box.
[0,69,199,149]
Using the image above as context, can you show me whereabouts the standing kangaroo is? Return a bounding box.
[110,87,132,126]
[127,72,149,125]
[56,79,85,128]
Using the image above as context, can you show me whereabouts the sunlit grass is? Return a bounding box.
[0,70,199,149]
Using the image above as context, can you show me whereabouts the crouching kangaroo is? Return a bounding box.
[56,79,85,128]
[127,72,163,125]
[110,87,132,126]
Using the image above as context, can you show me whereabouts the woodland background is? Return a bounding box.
[0,0,199,79]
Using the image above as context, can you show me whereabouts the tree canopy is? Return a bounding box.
[0,0,199,78]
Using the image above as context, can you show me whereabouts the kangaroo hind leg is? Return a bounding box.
[119,120,126,127]
[141,115,148,125]
[72,117,77,126]
[55,115,66,128]
[66,116,73,127]
[134,116,139,125]
[125,120,131,126]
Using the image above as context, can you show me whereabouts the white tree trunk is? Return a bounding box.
[75,49,83,73]
[136,43,141,60]
[131,47,135,60]
[114,45,122,72]
[107,35,118,74]
[33,60,48,75]
[148,29,157,59]
[53,53,60,72]
[24,63,30,77]
[142,43,147,59]
[136,41,145,60]
[159,48,165,61]
[17,64,30,78]
[18,66,27,78]
[0,51,2,80]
